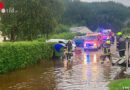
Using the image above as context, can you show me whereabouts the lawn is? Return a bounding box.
[109,78,130,90]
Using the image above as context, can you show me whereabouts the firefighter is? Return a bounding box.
[111,33,115,44]
[116,32,126,60]
[65,40,72,60]
[101,40,111,64]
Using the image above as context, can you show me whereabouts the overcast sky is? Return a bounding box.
[81,0,130,7]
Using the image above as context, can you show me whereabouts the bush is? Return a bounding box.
[122,28,130,36]
[35,37,46,42]
[0,42,55,74]
[49,32,76,39]
[55,24,70,34]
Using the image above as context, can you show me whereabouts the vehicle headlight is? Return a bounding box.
[94,43,97,46]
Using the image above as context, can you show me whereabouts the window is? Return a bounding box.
[85,36,97,41]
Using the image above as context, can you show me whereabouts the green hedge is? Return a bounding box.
[0,42,55,74]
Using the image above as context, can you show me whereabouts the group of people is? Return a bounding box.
[102,32,127,64]
[54,39,72,60]
[55,31,128,62]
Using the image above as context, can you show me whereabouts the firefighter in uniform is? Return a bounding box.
[101,40,112,64]
[116,32,126,60]
[65,40,72,59]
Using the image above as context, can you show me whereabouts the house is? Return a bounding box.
[70,26,93,34]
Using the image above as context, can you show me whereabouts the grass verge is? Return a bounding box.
[109,78,130,90]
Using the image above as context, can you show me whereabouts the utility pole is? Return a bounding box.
[126,39,129,69]
[125,23,130,70]
[123,22,130,75]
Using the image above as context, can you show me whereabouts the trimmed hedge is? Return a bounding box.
[0,42,55,73]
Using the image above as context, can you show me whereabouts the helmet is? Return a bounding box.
[117,32,122,36]
[106,40,111,44]
[68,40,71,42]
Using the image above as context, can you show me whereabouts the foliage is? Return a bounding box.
[61,1,130,32]
[49,32,76,40]
[122,28,130,35]
[0,42,55,73]
[1,0,64,41]
[35,37,47,42]
[109,78,130,90]
[88,2,130,32]
[54,24,70,34]
[62,0,96,28]
[127,22,130,28]
[36,24,77,41]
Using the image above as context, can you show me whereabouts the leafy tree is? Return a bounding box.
[54,24,69,34]
[0,0,64,41]
[127,22,130,28]
[61,1,130,32]
[122,28,130,35]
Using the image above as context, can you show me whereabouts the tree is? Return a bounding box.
[122,28,130,35]
[54,24,69,34]
[0,0,64,41]
[127,22,130,28]
[61,1,130,32]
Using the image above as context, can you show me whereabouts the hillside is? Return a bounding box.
[61,1,130,32]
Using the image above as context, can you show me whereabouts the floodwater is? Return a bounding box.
[0,48,122,90]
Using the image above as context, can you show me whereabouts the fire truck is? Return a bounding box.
[84,33,103,50]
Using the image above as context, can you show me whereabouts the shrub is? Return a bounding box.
[54,24,70,34]
[35,37,46,42]
[122,28,130,36]
[0,42,55,73]
[49,32,76,40]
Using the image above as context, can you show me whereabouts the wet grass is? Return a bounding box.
[109,78,130,90]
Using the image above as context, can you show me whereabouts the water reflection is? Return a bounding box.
[83,53,91,64]
[92,65,98,82]
[83,53,87,65]
[87,54,90,64]
[63,60,68,70]
[82,51,101,83]
[0,49,120,90]
[75,52,83,64]
[82,64,99,82]
[0,61,57,90]
[63,60,73,70]
[93,54,97,63]
[83,52,98,64]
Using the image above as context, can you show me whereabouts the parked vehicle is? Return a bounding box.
[73,36,84,47]
[46,39,76,51]
[84,33,103,50]
[101,29,113,41]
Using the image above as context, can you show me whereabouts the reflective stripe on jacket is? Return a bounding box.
[103,47,111,55]
[102,43,111,55]
[65,42,72,54]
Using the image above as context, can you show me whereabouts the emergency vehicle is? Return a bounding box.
[84,33,103,50]
[101,29,113,41]
[73,36,84,47]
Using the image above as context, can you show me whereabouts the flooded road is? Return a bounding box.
[0,47,122,90]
